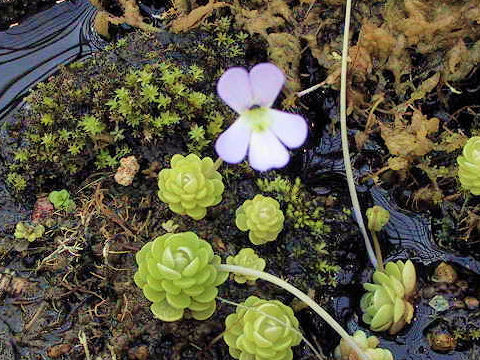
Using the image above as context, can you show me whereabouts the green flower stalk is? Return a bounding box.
[134,232,228,322]
[223,296,302,360]
[457,136,480,195]
[361,260,417,334]
[48,189,75,211]
[366,205,390,271]
[334,330,394,360]
[235,195,284,245]
[226,248,266,284]
[14,222,45,242]
[158,154,224,220]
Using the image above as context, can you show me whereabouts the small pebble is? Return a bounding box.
[464,296,479,310]
[432,262,457,284]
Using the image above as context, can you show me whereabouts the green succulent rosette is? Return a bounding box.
[158,154,224,220]
[224,296,302,360]
[457,136,480,195]
[48,189,75,211]
[366,206,390,232]
[226,248,266,284]
[235,195,284,245]
[14,222,45,242]
[361,260,417,334]
[133,232,228,322]
[334,330,394,360]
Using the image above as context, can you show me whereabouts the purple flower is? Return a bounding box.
[215,63,308,171]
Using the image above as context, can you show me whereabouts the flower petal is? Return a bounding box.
[249,63,285,108]
[268,109,308,148]
[215,119,251,163]
[217,67,253,113]
[248,130,289,171]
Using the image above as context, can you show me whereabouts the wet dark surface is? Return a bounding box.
[0,0,104,121]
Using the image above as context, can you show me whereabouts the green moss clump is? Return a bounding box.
[256,176,330,235]
[235,195,284,245]
[133,232,228,321]
[157,154,224,220]
[7,22,246,190]
[223,296,302,360]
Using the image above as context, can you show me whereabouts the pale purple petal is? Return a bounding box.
[248,130,289,171]
[215,119,251,163]
[217,67,253,113]
[249,63,285,108]
[268,109,308,148]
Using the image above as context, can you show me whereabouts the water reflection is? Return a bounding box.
[0,0,105,121]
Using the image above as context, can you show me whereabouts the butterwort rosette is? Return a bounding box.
[134,232,228,321]
[226,248,266,284]
[157,154,224,220]
[361,260,417,334]
[223,296,302,360]
[235,194,284,245]
[457,136,480,195]
[334,330,394,360]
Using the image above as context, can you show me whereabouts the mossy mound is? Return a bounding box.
[5,17,249,193]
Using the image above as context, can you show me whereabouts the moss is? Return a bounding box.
[256,176,331,235]
[7,18,247,191]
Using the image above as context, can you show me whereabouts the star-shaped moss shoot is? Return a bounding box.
[133,232,228,322]
[457,136,480,195]
[361,260,417,334]
[334,330,394,360]
[226,248,266,284]
[224,296,302,360]
[235,194,284,245]
[157,154,225,220]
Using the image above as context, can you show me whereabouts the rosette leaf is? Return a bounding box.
[134,232,228,321]
[235,194,284,245]
[158,154,224,220]
[223,296,302,360]
[334,330,394,360]
[361,260,416,334]
[226,248,266,284]
[14,222,45,242]
[48,189,75,211]
[457,136,480,195]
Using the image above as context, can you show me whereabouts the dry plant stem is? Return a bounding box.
[340,0,377,267]
[297,82,325,97]
[217,264,372,360]
[371,232,384,271]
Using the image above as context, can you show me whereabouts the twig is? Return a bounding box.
[78,330,92,360]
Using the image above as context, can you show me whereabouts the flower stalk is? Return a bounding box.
[339,0,377,267]
[217,264,372,360]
